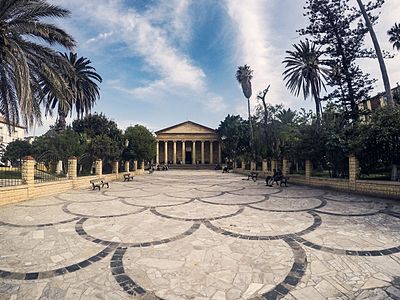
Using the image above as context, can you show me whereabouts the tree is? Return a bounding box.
[44,53,103,131]
[236,65,255,160]
[300,0,378,120]
[356,0,393,106]
[4,140,33,163]
[0,0,76,130]
[217,115,249,164]
[123,125,156,163]
[283,40,329,124]
[388,23,400,51]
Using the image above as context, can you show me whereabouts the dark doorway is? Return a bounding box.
[185,151,192,164]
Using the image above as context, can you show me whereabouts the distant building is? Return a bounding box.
[0,116,26,157]
[359,84,400,112]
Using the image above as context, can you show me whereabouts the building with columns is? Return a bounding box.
[155,121,221,165]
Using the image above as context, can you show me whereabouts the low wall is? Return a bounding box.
[234,169,400,199]
[0,171,140,206]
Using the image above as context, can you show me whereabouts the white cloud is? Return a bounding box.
[86,31,114,44]
[204,95,228,112]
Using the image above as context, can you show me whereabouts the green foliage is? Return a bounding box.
[388,23,400,50]
[4,140,33,163]
[217,115,250,162]
[300,0,383,120]
[354,106,400,175]
[31,129,84,161]
[123,125,156,163]
[0,0,75,130]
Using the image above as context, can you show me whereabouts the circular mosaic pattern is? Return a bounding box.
[0,170,399,300]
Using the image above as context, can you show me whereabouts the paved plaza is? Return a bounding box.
[0,170,399,300]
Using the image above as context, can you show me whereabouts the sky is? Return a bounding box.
[31,0,400,135]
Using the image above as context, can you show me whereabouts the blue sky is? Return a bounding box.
[33,0,400,135]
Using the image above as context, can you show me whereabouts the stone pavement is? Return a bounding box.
[0,170,399,300]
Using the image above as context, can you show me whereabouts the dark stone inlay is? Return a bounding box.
[75,218,201,248]
[0,245,115,281]
[120,198,195,208]
[0,217,80,228]
[248,196,326,213]
[202,211,321,241]
[294,236,400,256]
[110,247,164,298]
[62,203,148,219]
[149,205,245,222]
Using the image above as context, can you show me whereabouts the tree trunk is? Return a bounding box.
[56,105,67,132]
[247,97,255,160]
[391,164,398,181]
[356,0,394,106]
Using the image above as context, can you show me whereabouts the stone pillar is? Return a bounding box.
[56,160,63,174]
[68,157,77,179]
[262,160,267,172]
[156,141,159,164]
[173,141,177,165]
[192,141,196,164]
[164,141,168,164]
[124,160,130,172]
[141,161,145,171]
[22,156,35,185]
[201,141,205,164]
[282,158,289,176]
[95,159,102,176]
[250,161,256,171]
[305,160,312,180]
[218,143,222,164]
[113,161,119,176]
[134,160,138,171]
[210,142,213,164]
[182,141,186,164]
[272,160,277,172]
[349,154,359,190]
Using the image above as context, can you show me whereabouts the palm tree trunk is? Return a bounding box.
[56,105,67,132]
[247,97,255,160]
[356,0,394,106]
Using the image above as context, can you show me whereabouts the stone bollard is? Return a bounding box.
[141,161,145,172]
[125,161,130,172]
[95,159,102,177]
[349,154,359,190]
[134,160,138,171]
[262,160,267,172]
[22,156,35,185]
[305,160,312,181]
[250,161,256,171]
[68,157,77,179]
[282,158,289,177]
[113,161,119,176]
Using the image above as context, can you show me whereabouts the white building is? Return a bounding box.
[0,116,26,158]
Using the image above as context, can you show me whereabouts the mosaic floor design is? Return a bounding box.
[0,170,399,300]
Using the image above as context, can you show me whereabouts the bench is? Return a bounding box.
[266,175,289,187]
[247,171,258,182]
[90,177,109,190]
[123,173,134,181]
[149,168,154,174]
[222,166,229,173]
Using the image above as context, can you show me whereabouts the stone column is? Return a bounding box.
[272,160,277,172]
[218,143,222,164]
[56,160,63,174]
[210,142,213,164]
[22,156,35,185]
[141,161,145,171]
[156,141,159,164]
[305,160,312,180]
[201,141,205,164]
[173,141,177,165]
[95,159,102,176]
[182,141,186,164]
[262,160,267,172]
[250,161,256,171]
[164,141,168,164]
[349,154,359,190]
[68,157,77,179]
[192,141,196,164]
[282,158,289,176]
[124,160,130,172]
[113,161,119,176]
[134,160,138,171]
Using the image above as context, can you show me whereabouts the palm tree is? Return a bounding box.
[44,52,103,131]
[236,64,255,160]
[0,0,76,130]
[388,23,400,51]
[283,40,329,124]
[356,0,394,106]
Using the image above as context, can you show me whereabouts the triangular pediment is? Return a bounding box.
[156,121,216,135]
